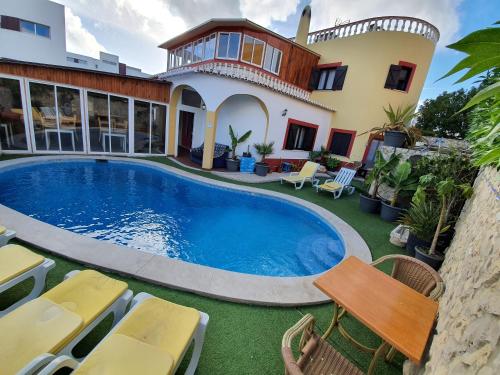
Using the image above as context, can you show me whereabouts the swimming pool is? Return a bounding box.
[0,159,345,276]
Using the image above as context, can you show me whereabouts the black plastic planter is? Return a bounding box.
[380,201,406,222]
[383,130,406,148]
[226,158,240,172]
[415,246,444,270]
[359,194,381,214]
[406,232,431,257]
[255,163,269,176]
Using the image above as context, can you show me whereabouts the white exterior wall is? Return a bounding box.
[126,66,150,78]
[169,74,333,160]
[66,52,118,74]
[216,95,267,157]
[0,0,66,66]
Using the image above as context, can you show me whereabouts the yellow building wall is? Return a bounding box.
[309,31,436,162]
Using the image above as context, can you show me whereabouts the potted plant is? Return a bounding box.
[415,176,473,269]
[253,142,274,176]
[325,157,341,171]
[226,125,252,172]
[401,187,440,256]
[308,146,330,164]
[361,103,421,148]
[359,150,400,214]
[380,161,418,222]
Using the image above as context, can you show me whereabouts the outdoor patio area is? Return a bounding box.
[0,154,409,374]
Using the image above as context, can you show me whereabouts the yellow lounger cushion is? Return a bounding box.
[115,297,200,369]
[319,181,343,191]
[0,244,44,284]
[42,270,127,325]
[74,334,174,375]
[298,161,319,177]
[0,226,6,235]
[0,298,83,375]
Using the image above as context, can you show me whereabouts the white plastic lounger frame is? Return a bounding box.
[280,163,320,190]
[0,228,16,246]
[0,256,55,318]
[37,292,209,375]
[313,167,356,199]
[17,270,133,375]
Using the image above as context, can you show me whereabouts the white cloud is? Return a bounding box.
[309,0,462,47]
[56,0,187,44]
[64,7,106,58]
[239,0,300,27]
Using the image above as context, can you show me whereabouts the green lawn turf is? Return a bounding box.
[0,155,406,374]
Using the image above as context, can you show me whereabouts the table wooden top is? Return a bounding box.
[314,256,438,363]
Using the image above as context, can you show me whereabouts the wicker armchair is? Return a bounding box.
[370,254,444,300]
[282,255,444,374]
[282,314,363,375]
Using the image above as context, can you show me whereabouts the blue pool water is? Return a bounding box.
[0,160,345,276]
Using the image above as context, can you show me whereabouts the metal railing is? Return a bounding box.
[306,16,440,45]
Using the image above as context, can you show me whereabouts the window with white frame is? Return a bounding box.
[263,45,282,74]
[133,100,167,155]
[29,82,84,152]
[217,32,241,59]
[241,35,265,66]
[203,33,216,60]
[175,48,183,67]
[193,39,204,62]
[183,43,193,65]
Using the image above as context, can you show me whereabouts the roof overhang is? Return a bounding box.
[158,18,319,56]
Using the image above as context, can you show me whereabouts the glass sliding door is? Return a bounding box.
[0,77,28,150]
[134,100,150,153]
[109,96,129,153]
[132,100,167,154]
[30,82,58,151]
[56,86,83,151]
[151,104,166,154]
[87,91,109,152]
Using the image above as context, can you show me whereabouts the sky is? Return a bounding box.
[54,0,499,102]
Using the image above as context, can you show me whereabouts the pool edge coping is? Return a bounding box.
[0,155,372,306]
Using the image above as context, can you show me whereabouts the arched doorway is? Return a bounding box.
[167,84,207,158]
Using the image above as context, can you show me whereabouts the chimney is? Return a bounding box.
[295,5,311,46]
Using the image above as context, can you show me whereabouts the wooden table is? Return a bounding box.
[314,256,438,373]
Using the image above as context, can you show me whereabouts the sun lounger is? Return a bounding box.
[38,292,209,375]
[0,244,55,317]
[0,269,132,375]
[313,167,356,199]
[0,225,16,246]
[281,161,320,190]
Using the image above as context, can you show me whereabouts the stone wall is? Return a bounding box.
[423,166,499,374]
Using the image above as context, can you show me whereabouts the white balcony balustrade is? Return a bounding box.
[305,16,439,45]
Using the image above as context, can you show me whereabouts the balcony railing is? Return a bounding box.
[306,16,440,45]
[157,62,335,111]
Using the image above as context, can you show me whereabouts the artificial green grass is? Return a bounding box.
[0,155,405,374]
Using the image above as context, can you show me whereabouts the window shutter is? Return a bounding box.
[332,66,348,91]
[384,65,401,89]
[1,16,20,31]
[309,68,321,90]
